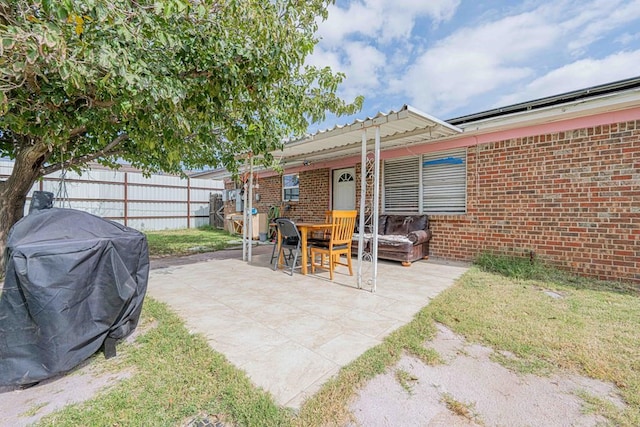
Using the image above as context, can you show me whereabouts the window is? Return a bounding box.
[337,172,354,183]
[421,149,466,214]
[383,157,420,214]
[282,173,299,201]
[383,148,466,214]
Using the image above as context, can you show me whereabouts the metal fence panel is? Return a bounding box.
[0,160,222,231]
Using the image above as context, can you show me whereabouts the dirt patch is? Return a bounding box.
[349,323,624,426]
[0,320,157,427]
[0,363,134,427]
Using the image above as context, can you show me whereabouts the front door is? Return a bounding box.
[332,168,356,210]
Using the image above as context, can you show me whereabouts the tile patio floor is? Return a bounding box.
[147,245,469,409]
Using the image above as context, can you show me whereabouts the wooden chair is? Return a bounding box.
[307,210,333,266]
[309,210,357,280]
[307,210,333,244]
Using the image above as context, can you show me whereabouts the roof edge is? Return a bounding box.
[447,76,640,125]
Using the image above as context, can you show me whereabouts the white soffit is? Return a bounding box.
[272,105,463,164]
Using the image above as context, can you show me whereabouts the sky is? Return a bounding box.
[306,0,640,132]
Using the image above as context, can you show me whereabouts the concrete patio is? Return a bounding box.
[147,245,469,409]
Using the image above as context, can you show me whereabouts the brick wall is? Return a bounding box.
[223,170,332,224]
[293,168,331,221]
[430,120,640,284]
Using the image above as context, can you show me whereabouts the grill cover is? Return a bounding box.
[0,208,149,387]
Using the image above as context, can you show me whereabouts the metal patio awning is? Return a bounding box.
[273,105,462,291]
[235,105,463,291]
[272,104,462,166]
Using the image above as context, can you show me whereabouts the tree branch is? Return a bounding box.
[179,70,213,79]
[42,133,129,176]
[70,125,88,138]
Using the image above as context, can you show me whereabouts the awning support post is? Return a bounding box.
[371,126,381,293]
[357,130,367,288]
[241,154,254,262]
[247,154,254,262]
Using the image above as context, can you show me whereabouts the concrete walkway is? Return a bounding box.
[147,245,468,409]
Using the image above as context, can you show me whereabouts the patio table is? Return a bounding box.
[296,222,332,275]
[273,222,332,275]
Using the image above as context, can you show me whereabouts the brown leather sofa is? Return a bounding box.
[352,214,432,266]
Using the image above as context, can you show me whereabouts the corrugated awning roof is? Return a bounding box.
[272,105,462,166]
[191,105,462,179]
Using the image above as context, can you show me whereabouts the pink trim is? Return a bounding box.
[255,158,358,178]
[467,106,640,145]
[257,106,640,175]
[384,107,640,158]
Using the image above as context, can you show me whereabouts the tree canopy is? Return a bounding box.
[0,0,362,175]
[0,0,363,275]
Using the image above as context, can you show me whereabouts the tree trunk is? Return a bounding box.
[0,140,51,278]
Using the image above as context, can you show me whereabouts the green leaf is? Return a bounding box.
[58,64,69,80]
[26,46,39,64]
[12,61,25,73]
[2,38,16,50]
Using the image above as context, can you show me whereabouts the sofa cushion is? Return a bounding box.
[377,235,414,252]
[407,215,428,233]
[384,215,428,235]
[378,215,388,235]
[384,215,408,235]
[407,229,431,244]
[377,234,412,245]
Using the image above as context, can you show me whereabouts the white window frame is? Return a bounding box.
[282,173,299,201]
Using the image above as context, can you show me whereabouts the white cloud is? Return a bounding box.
[316,2,380,46]
[336,42,387,101]
[563,0,640,53]
[312,0,462,104]
[495,49,640,106]
[306,46,344,74]
[395,9,558,114]
[316,0,461,46]
[616,31,640,45]
[390,0,640,116]
[308,0,640,120]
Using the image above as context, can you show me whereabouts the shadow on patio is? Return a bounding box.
[147,244,469,409]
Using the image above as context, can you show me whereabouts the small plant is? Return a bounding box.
[441,393,479,422]
[394,368,417,395]
[20,402,48,418]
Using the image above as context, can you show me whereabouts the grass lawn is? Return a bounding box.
[34,248,640,426]
[144,225,241,257]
